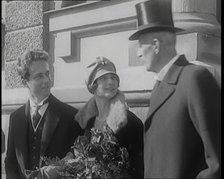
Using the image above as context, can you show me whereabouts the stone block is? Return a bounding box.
[172,0,216,15]
[176,32,221,85]
[176,33,221,63]
[4,26,43,62]
[5,61,24,89]
[55,31,72,58]
[5,1,43,31]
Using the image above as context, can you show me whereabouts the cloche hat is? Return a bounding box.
[86,57,119,94]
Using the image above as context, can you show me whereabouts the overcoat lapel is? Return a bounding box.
[15,101,30,171]
[147,84,175,119]
[145,55,189,131]
[40,95,61,163]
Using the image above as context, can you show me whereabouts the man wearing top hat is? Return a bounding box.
[129,0,221,178]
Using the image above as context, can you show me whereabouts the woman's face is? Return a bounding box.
[95,73,119,99]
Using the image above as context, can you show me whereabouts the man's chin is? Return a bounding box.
[42,92,51,99]
[146,65,157,73]
[42,87,51,93]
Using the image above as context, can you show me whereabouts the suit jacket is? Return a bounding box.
[5,94,84,179]
[144,55,221,178]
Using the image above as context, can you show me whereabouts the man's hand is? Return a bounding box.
[37,166,60,179]
[24,169,39,179]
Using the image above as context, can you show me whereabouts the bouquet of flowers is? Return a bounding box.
[42,125,130,179]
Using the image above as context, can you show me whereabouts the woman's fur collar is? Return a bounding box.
[75,90,128,133]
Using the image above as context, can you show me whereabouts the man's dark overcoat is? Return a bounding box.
[144,55,221,178]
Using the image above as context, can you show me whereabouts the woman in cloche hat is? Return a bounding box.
[74,56,144,178]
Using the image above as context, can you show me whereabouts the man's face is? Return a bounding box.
[26,60,51,102]
[137,34,158,72]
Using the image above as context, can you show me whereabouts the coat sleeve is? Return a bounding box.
[67,108,84,150]
[116,112,144,178]
[5,113,20,179]
[187,68,221,178]
[131,117,144,179]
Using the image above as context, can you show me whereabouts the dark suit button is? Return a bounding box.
[34,136,37,140]
[33,146,36,150]
[32,156,36,159]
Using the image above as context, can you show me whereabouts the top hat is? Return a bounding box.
[86,57,120,94]
[129,0,183,40]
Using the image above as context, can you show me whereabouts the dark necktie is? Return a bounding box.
[33,106,41,128]
[33,98,49,128]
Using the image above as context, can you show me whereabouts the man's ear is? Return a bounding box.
[153,38,159,54]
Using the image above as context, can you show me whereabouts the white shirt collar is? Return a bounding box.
[155,54,180,81]
[29,96,49,108]
[29,96,49,116]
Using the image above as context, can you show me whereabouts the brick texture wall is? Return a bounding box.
[4,1,48,89]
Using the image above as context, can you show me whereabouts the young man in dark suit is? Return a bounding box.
[129,0,221,178]
[5,49,83,179]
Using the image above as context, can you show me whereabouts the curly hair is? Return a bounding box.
[17,49,49,83]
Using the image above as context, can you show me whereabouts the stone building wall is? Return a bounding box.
[4,1,49,89]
